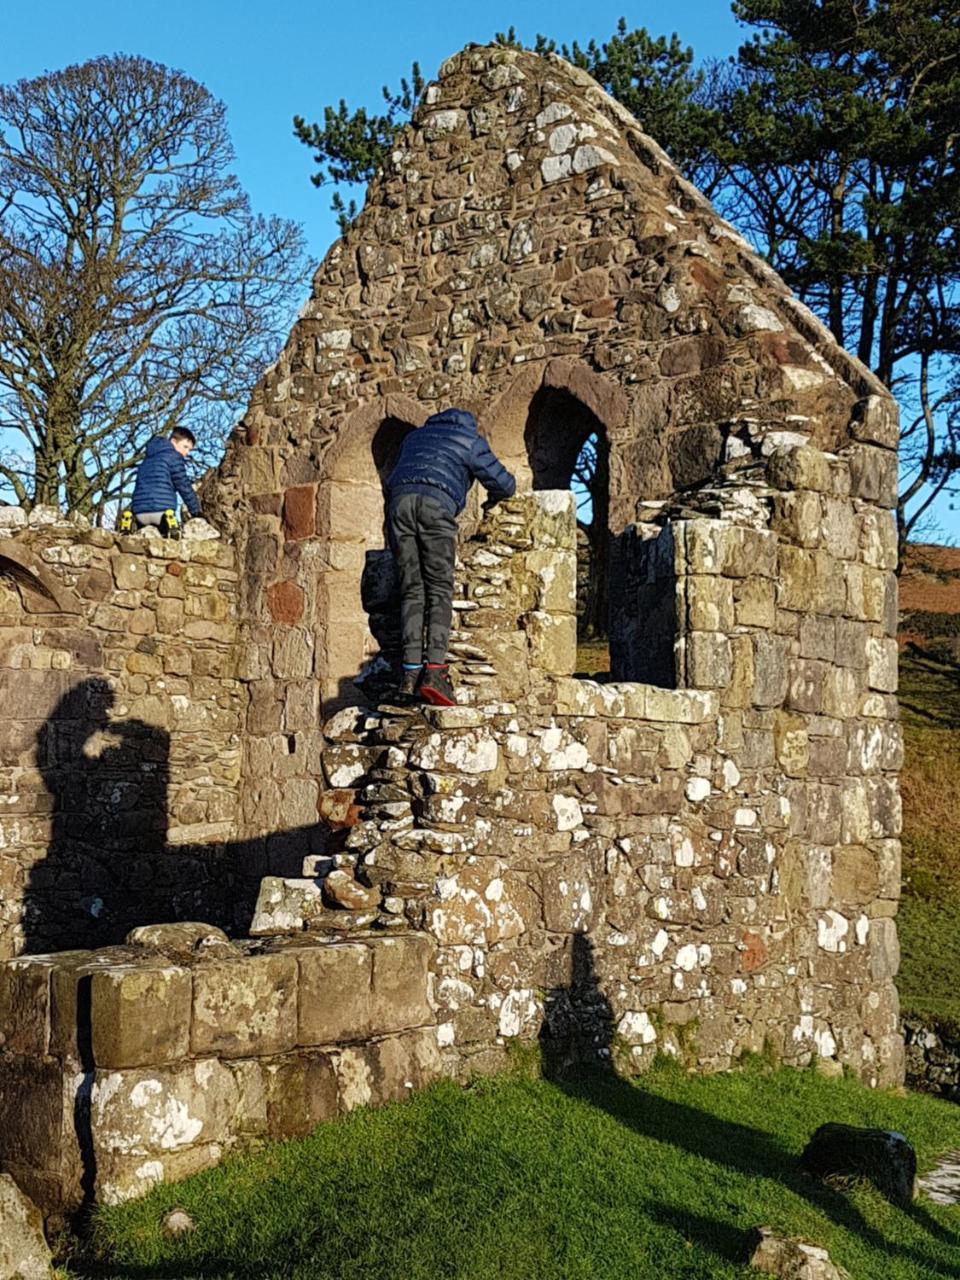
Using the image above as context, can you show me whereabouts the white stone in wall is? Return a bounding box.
[571,143,616,173]
[618,1011,657,1045]
[498,988,539,1038]
[541,154,572,183]
[552,793,583,831]
[736,303,784,333]
[535,101,573,127]
[685,777,711,803]
[548,123,579,154]
[817,911,849,953]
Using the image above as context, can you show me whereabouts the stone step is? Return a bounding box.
[250,875,381,936]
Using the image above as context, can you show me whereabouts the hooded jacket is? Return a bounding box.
[131,436,201,517]
[386,409,516,516]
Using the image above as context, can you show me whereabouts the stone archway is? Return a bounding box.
[314,403,422,708]
[482,364,630,666]
[524,386,610,643]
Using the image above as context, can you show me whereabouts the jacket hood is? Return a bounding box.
[145,435,172,456]
[423,408,477,433]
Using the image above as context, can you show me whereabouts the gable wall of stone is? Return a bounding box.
[204,46,898,874]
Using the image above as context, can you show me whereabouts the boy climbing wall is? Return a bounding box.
[385,407,516,706]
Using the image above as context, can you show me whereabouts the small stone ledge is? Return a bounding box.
[551,677,718,723]
[0,931,436,1068]
[0,930,441,1210]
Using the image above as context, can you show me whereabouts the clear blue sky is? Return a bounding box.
[1,1,745,258]
[4,2,955,540]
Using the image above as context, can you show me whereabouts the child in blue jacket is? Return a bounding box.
[385,407,516,705]
[131,428,202,530]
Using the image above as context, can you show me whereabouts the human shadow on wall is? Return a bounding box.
[539,934,960,1275]
[26,678,238,953]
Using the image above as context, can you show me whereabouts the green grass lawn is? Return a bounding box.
[78,1061,960,1280]
[898,644,960,1032]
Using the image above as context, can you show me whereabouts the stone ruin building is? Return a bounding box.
[0,44,902,1218]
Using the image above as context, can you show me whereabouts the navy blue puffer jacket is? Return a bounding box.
[386,409,516,516]
[131,436,201,517]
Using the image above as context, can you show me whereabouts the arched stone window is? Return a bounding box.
[524,386,610,652]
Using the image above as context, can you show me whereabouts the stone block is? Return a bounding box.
[334,1027,444,1112]
[191,953,298,1058]
[820,496,860,560]
[772,491,821,547]
[773,711,808,778]
[859,510,898,571]
[832,846,879,906]
[49,951,132,1061]
[282,485,316,540]
[266,580,304,625]
[767,445,833,493]
[90,964,192,1069]
[840,781,872,845]
[525,550,576,614]
[296,942,373,1045]
[786,660,826,714]
[835,619,868,669]
[369,935,434,1031]
[734,579,776,629]
[850,395,899,450]
[799,617,836,663]
[0,1173,53,1280]
[822,667,859,719]
[847,444,898,508]
[684,576,734,631]
[90,1058,240,1204]
[272,627,314,679]
[643,687,717,724]
[867,637,898,693]
[776,546,817,612]
[263,1051,339,1137]
[0,954,75,1055]
[724,634,755,709]
[317,481,386,545]
[752,634,789,707]
[869,918,900,981]
[525,610,576,676]
[0,1054,70,1179]
[684,632,731,690]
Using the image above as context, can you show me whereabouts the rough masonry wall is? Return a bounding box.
[203,43,898,880]
[254,476,903,1089]
[0,42,906,1215]
[0,474,903,1214]
[0,513,244,958]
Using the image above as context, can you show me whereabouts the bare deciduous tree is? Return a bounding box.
[0,54,311,521]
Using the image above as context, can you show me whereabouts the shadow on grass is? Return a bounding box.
[540,934,960,1277]
[900,643,960,729]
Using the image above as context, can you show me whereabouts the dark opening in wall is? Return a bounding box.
[524,388,610,651]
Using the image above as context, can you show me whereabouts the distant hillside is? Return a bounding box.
[900,543,960,647]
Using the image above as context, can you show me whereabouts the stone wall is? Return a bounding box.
[253,481,902,1088]
[0,514,244,957]
[0,42,906,1219]
[202,43,900,889]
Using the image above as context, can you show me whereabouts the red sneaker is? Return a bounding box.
[419,665,456,706]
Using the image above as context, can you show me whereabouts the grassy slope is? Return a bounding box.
[898,644,960,1031]
[81,1063,960,1280]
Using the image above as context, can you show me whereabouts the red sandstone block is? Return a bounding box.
[266,580,304,625]
[282,485,316,541]
[317,788,361,829]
